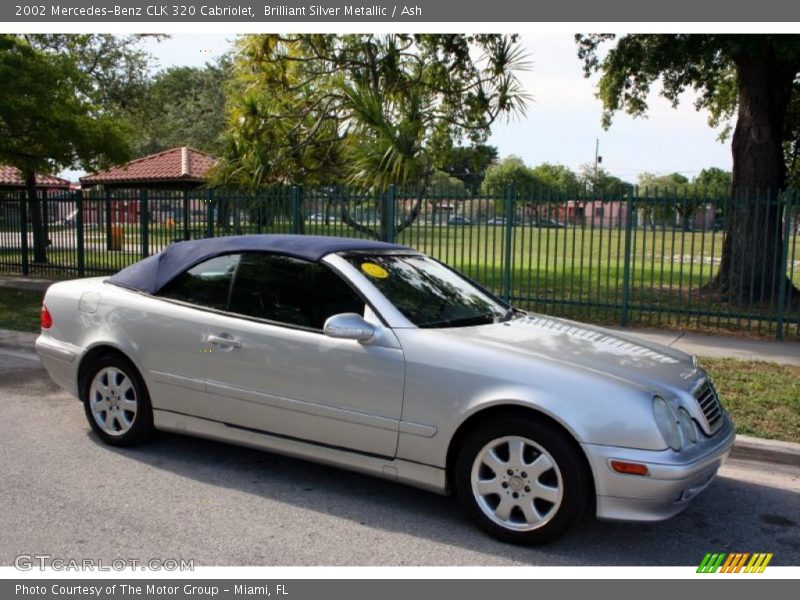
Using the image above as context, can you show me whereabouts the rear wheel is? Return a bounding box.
[454,417,588,545]
[81,354,154,447]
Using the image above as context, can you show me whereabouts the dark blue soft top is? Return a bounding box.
[107,234,409,294]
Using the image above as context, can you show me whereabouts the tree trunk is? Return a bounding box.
[340,189,423,241]
[713,44,797,303]
[24,170,48,264]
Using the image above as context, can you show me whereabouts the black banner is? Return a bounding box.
[3,0,800,22]
[4,579,795,600]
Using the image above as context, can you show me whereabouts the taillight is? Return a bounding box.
[41,304,53,329]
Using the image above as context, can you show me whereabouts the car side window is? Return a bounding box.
[228,253,365,330]
[158,254,240,310]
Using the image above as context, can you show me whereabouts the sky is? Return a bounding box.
[63,33,733,183]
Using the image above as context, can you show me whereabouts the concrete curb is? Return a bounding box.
[730,434,800,467]
[0,326,797,468]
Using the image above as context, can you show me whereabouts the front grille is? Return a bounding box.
[695,381,723,433]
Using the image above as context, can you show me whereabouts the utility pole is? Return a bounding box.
[593,138,602,196]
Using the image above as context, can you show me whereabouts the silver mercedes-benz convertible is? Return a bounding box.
[35,234,735,544]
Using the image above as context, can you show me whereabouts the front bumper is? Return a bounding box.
[582,411,736,522]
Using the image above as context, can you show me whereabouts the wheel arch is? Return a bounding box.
[77,343,144,397]
[445,404,596,504]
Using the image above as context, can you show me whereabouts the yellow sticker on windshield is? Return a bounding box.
[361,262,389,279]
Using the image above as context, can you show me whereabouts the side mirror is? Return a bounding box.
[323,313,376,342]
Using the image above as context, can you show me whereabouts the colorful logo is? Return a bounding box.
[697,552,773,573]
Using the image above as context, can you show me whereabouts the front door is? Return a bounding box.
[203,253,405,457]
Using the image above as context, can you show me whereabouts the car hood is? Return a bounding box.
[436,314,703,394]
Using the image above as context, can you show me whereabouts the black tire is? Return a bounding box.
[80,353,154,447]
[454,417,589,545]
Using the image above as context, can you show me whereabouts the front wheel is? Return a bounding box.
[81,354,154,447]
[454,418,589,545]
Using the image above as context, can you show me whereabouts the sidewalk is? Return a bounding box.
[610,327,800,367]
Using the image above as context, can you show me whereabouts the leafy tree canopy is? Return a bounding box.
[636,169,732,200]
[439,144,498,195]
[530,162,581,192]
[637,171,689,190]
[429,169,467,196]
[480,156,537,196]
[576,163,629,195]
[575,34,800,189]
[482,157,586,196]
[22,34,158,115]
[693,167,732,193]
[0,34,131,178]
[214,34,529,192]
[126,58,232,156]
[214,34,529,239]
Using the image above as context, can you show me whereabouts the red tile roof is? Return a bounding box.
[80,147,216,186]
[0,165,72,189]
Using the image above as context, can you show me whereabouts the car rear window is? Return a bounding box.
[158,254,240,310]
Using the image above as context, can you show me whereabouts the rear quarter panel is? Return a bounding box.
[39,278,214,417]
[36,277,109,396]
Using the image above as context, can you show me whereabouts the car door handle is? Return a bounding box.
[207,334,241,348]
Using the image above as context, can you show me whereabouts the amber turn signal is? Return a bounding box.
[610,460,649,476]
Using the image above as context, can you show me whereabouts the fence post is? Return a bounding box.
[105,192,113,251]
[620,187,635,327]
[75,190,85,277]
[139,189,149,258]
[386,184,397,243]
[205,188,214,238]
[502,184,515,302]
[291,185,301,234]
[20,193,29,276]
[233,192,242,235]
[182,188,190,241]
[776,190,794,340]
[41,192,49,247]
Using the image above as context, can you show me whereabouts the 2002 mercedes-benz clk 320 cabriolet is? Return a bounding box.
[36,234,735,544]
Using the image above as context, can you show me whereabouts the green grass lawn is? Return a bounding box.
[0,287,42,332]
[700,357,800,443]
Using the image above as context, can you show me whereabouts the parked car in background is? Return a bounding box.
[448,216,472,226]
[533,218,567,229]
[306,213,330,223]
[486,217,507,226]
[36,234,734,545]
[61,209,79,227]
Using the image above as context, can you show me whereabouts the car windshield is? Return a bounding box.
[343,253,515,328]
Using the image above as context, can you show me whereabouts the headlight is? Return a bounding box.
[677,408,698,444]
[653,396,681,451]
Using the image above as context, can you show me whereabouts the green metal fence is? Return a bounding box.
[1,185,798,340]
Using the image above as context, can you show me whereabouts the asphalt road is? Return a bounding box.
[1,345,798,567]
